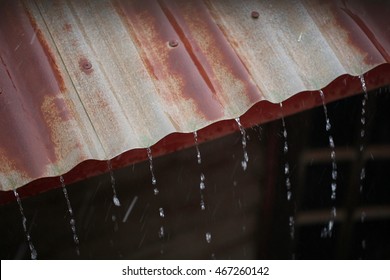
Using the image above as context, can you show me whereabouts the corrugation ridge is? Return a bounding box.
[340,6,390,63]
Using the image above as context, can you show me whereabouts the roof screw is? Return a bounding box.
[251,11,259,19]
[168,40,179,48]
[82,61,92,70]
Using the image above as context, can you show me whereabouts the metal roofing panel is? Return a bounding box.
[0,0,389,192]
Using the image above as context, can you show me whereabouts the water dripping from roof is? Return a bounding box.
[146,147,165,241]
[235,117,249,171]
[13,189,37,260]
[319,90,338,238]
[359,74,369,256]
[146,147,158,195]
[194,131,202,164]
[280,102,295,258]
[60,176,80,256]
[194,131,207,211]
[107,160,121,207]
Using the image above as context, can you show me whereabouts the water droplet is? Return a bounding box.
[329,136,335,148]
[289,216,295,240]
[205,232,212,243]
[362,239,366,249]
[153,188,159,195]
[200,200,205,210]
[287,191,292,201]
[283,142,288,153]
[331,182,337,193]
[159,207,165,218]
[360,168,366,181]
[286,178,291,188]
[326,120,331,131]
[193,131,202,165]
[30,248,38,260]
[158,226,165,239]
[332,170,337,180]
[284,163,289,175]
[200,181,205,190]
[113,195,121,207]
[241,160,247,171]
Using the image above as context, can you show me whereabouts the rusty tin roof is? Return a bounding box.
[0,0,389,193]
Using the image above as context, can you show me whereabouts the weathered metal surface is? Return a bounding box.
[0,0,389,196]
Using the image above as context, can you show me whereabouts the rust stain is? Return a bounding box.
[0,1,68,178]
[331,0,387,65]
[157,0,218,96]
[25,6,66,93]
[114,0,224,121]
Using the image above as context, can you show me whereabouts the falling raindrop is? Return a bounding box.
[199,173,206,190]
[200,198,206,211]
[319,90,338,238]
[280,103,296,260]
[235,117,249,171]
[107,160,121,207]
[193,131,202,164]
[289,216,295,240]
[13,189,37,260]
[146,147,166,241]
[158,226,165,239]
[146,147,159,195]
[205,232,212,243]
[159,207,165,218]
[60,176,80,255]
[193,132,207,211]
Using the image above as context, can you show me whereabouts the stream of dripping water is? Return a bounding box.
[60,176,80,255]
[359,74,368,254]
[235,117,249,171]
[319,90,338,238]
[194,131,212,246]
[147,147,165,244]
[13,189,37,259]
[280,103,295,254]
[194,131,206,211]
[107,160,121,207]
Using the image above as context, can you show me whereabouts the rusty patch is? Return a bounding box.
[115,0,224,121]
[0,1,68,179]
[331,0,388,65]
[25,6,66,93]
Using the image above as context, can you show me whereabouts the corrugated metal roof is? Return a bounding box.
[0,0,389,193]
